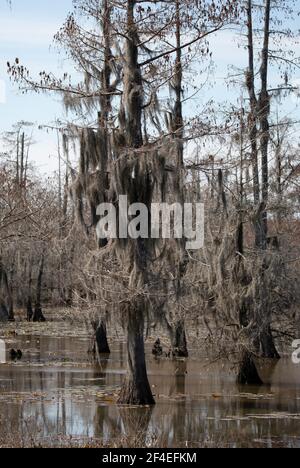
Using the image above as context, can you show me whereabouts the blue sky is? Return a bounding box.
[0,0,74,174]
[0,0,300,176]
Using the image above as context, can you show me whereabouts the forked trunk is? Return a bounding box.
[118,308,155,406]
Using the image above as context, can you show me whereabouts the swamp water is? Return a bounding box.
[0,335,300,447]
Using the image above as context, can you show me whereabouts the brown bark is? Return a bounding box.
[100,0,112,128]
[174,0,184,159]
[16,131,20,186]
[27,297,33,322]
[246,0,271,249]
[258,325,280,359]
[164,1,188,354]
[245,0,279,361]
[8,301,14,322]
[117,0,154,405]
[246,0,262,248]
[90,318,111,356]
[167,319,189,358]
[118,307,155,405]
[274,117,283,229]
[237,351,263,386]
[33,254,46,322]
[26,261,33,321]
[123,0,143,149]
[20,132,25,187]
[0,303,9,322]
[0,262,14,322]
[258,0,271,250]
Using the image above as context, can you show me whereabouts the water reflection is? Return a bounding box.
[0,335,300,447]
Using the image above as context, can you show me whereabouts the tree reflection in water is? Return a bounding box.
[0,336,300,447]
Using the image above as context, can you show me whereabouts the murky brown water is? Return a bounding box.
[0,335,300,447]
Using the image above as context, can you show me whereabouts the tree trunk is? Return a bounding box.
[258,325,280,359]
[236,231,267,383]
[33,304,46,322]
[26,261,33,321]
[0,262,14,322]
[246,0,263,248]
[275,122,283,229]
[237,351,263,386]
[169,320,189,358]
[33,254,46,322]
[90,318,110,356]
[258,0,271,249]
[95,320,110,354]
[8,302,14,322]
[256,261,280,359]
[0,304,8,322]
[118,307,155,405]
[117,0,154,406]
[20,132,25,187]
[27,297,33,322]
[244,1,279,361]
[164,2,189,358]
[16,131,20,186]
